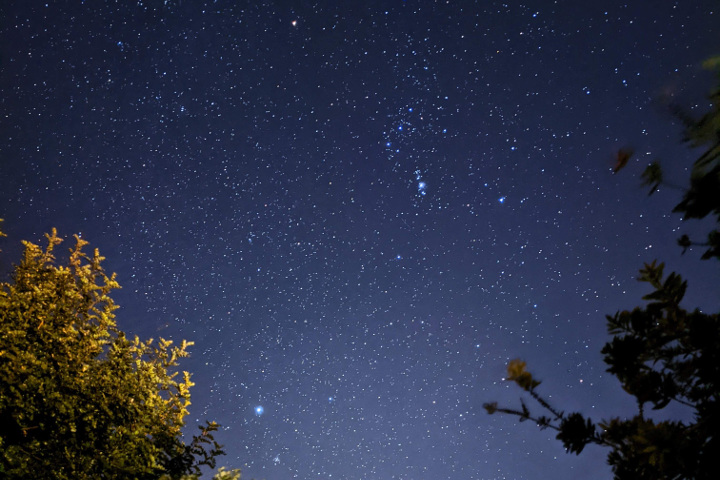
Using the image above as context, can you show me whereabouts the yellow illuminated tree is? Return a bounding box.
[0,222,239,480]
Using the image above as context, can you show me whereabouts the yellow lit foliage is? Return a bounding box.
[0,227,234,479]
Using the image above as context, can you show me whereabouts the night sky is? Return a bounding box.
[1,1,719,479]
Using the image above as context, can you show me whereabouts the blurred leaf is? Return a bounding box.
[506,359,541,391]
[641,162,663,195]
[557,413,596,455]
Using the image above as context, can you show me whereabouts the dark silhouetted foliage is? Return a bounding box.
[485,60,720,480]
[643,56,720,261]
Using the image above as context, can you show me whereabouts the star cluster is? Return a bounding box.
[1,2,718,479]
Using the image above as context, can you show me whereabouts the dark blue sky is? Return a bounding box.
[1,1,718,479]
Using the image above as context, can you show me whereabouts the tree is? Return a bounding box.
[0,221,240,480]
[642,56,720,261]
[485,60,720,480]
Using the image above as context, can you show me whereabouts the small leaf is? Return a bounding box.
[641,162,663,195]
[506,359,541,391]
[677,235,692,254]
[483,402,498,415]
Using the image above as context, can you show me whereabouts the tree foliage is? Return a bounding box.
[0,224,240,480]
[485,260,719,478]
[642,56,720,261]
[485,61,720,480]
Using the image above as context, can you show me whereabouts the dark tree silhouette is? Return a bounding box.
[485,59,720,480]
[643,56,720,261]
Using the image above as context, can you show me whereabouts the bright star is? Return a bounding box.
[254,405,264,416]
[418,181,427,196]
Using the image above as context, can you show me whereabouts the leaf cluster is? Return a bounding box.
[604,261,718,410]
[0,229,236,479]
[486,261,719,479]
[601,261,719,478]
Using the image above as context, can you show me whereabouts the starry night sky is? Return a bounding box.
[1,1,719,479]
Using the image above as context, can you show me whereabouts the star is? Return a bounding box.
[3,2,713,479]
